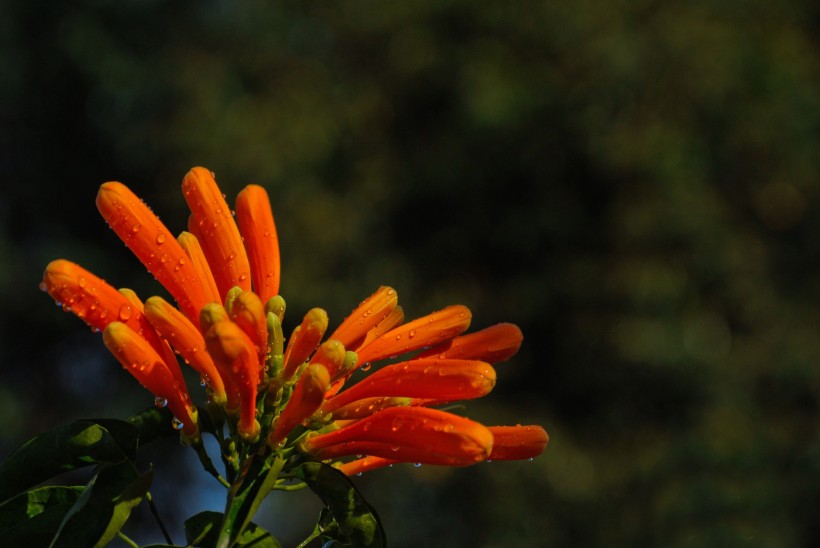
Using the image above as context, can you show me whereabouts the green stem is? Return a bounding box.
[296,528,322,548]
[193,438,231,488]
[117,531,140,548]
[273,480,308,491]
[216,453,286,548]
[145,491,174,545]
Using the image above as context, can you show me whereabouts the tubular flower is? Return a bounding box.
[302,407,493,466]
[42,166,546,487]
[144,296,228,405]
[182,167,251,296]
[103,322,198,437]
[96,182,211,323]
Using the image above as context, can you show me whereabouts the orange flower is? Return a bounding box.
[182,167,251,297]
[281,308,328,380]
[103,322,198,436]
[354,305,472,365]
[301,407,493,466]
[96,181,211,323]
[203,318,261,440]
[321,359,496,414]
[268,363,330,447]
[42,260,187,393]
[235,184,281,304]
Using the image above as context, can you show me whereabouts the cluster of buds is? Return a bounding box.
[41,167,547,475]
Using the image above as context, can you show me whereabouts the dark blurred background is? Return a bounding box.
[2,0,820,546]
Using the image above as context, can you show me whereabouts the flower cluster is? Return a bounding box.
[42,167,547,477]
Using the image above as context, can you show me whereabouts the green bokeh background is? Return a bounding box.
[2,1,820,546]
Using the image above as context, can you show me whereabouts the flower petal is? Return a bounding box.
[102,321,197,436]
[322,358,496,414]
[96,181,210,323]
[235,184,281,304]
[487,425,549,461]
[182,167,251,296]
[355,305,472,365]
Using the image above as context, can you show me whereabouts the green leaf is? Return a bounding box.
[297,462,386,548]
[0,486,84,545]
[127,406,178,447]
[0,421,132,503]
[185,511,280,547]
[49,460,152,548]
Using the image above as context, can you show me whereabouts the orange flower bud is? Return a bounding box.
[418,323,523,364]
[487,425,549,461]
[205,319,260,440]
[355,305,472,365]
[322,359,496,414]
[228,290,268,356]
[182,167,251,297]
[301,407,493,465]
[42,260,186,391]
[282,308,328,380]
[96,181,210,322]
[268,363,330,447]
[329,286,399,349]
[309,339,346,379]
[144,296,228,404]
[235,184,281,304]
[102,322,198,436]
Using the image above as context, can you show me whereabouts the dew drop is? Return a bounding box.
[361,363,372,372]
[131,223,141,234]
[39,282,47,292]
[171,417,184,430]
[119,304,133,321]
[408,329,416,339]
[239,272,248,282]
[154,396,168,408]
[356,473,363,477]
[77,276,87,288]
[413,462,422,468]
[156,233,166,245]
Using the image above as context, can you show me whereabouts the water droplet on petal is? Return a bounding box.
[119,304,133,321]
[171,417,184,430]
[156,233,166,245]
[154,396,168,408]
